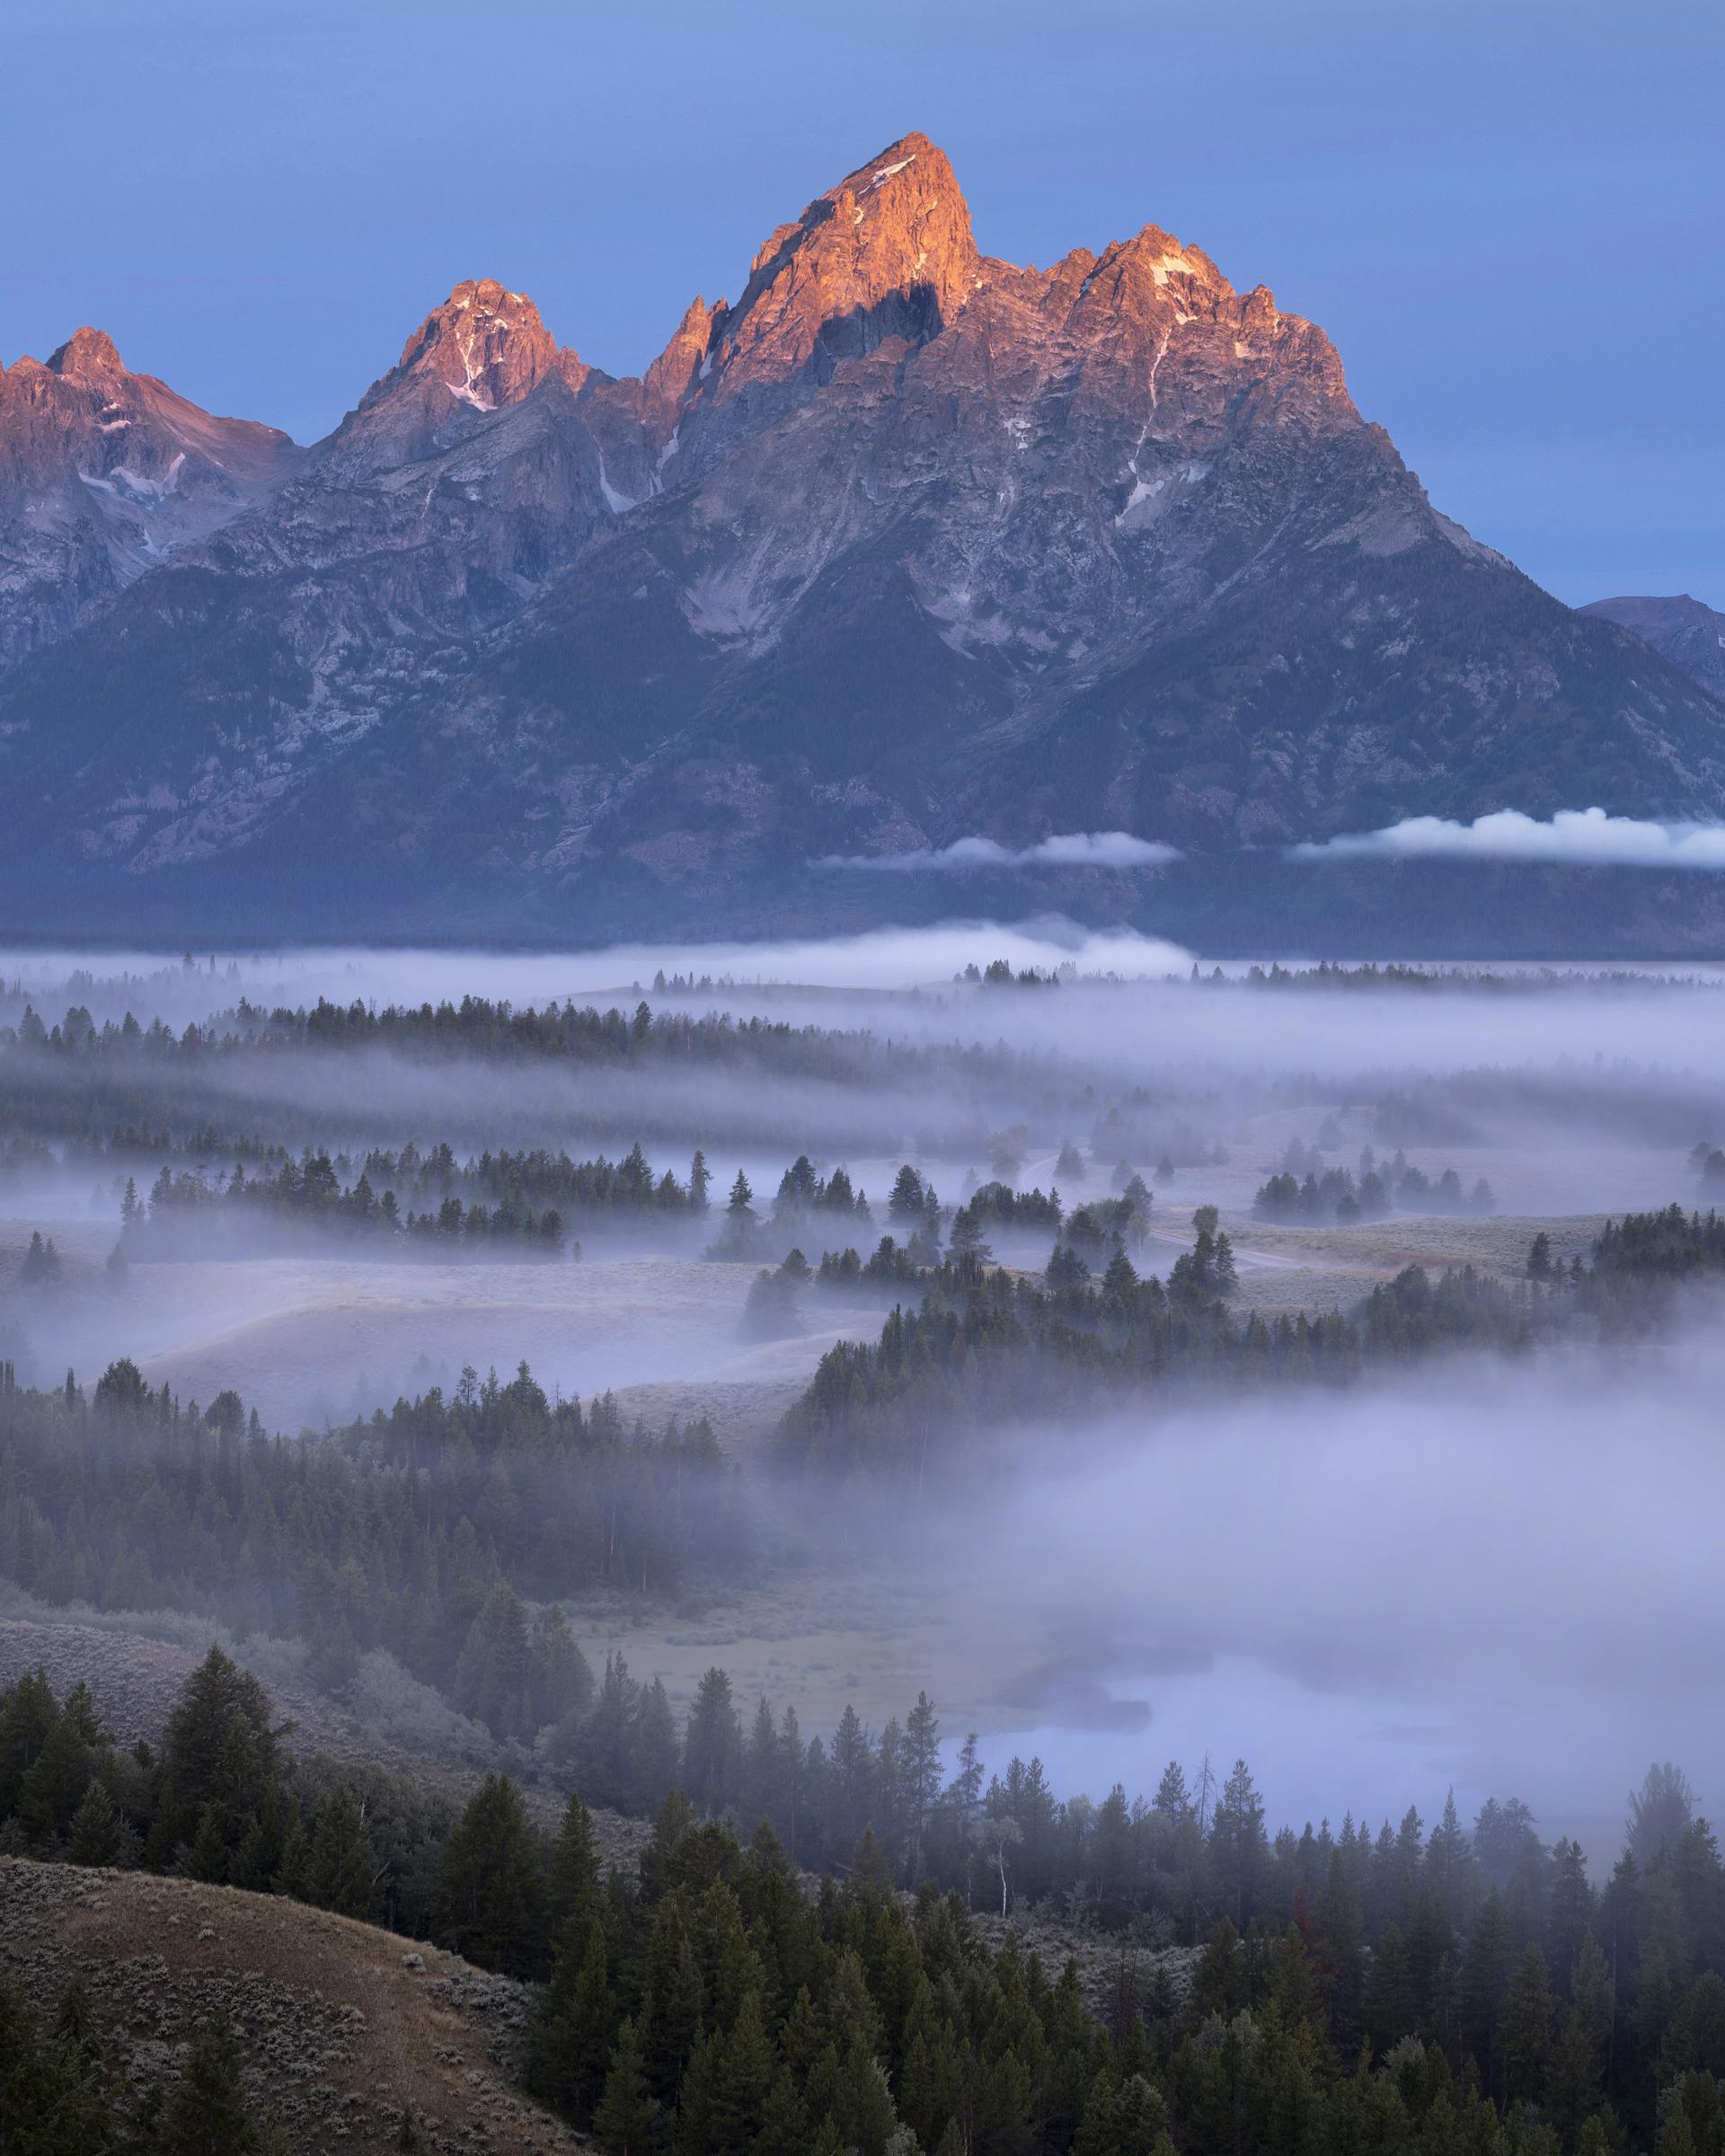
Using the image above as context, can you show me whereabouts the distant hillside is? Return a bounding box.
[1581,593,1725,702]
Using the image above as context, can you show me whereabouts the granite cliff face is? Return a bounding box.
[0,133,1720,939]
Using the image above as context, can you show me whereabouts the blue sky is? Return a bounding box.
[7,0,1721,603]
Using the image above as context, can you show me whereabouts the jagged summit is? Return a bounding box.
[317,276,572,480]
[0,321,300,662]
[390,278,565,411]
[45,326,128,380]
[670,132,980,450]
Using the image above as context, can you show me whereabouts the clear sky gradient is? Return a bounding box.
[7,0,1721,604]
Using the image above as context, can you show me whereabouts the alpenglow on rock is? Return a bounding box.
[0,131,1721,942]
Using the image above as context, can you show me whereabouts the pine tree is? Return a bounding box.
[430,1773,543,1977]
[683,1667,739,1814]
[1462,1886,1515,2088]
[528,1604,593,1734]
[155,2012,261,2154]
[66,1776,134,1868]
[1210,1759,1268,1930]
[150,1647,280,1870]
[545,1791,600,1944]
[706,1988,774,2155]
[1364,1922,1415,2056]
[641,1909,703,2104]
[16,1703,94,1840]
[578,1653,641,1809]
[0,1668,58,1818]
[304,1784,378,1918]
[632,1678,681,1813]
[535,1915,616,2122]
[592,2018,657,2155]
[1549,1931,1611,2143]
[902,1692,942,1884]
[1499,1943,1553,2106]
[184,1803,228,1885]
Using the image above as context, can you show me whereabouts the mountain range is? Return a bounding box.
[2,132,1721,950]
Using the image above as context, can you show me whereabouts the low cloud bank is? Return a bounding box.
[966,1333,1725,1851]
[1291,806,1725,868]
[816,832,1180,872]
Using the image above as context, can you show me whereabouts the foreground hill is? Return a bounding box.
[0,1858,582,2153]
[2,136,1722,947]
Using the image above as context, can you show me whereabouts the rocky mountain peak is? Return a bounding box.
[318,277,569,481]
[695,132,980,412]
[388,278,562,414]
[45,327,128,382]
[1583,594,1725,701]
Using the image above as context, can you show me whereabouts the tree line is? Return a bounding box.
[0,1359,748,1751]
[7,1649,1725,2155]
[778,1207,1725,1481]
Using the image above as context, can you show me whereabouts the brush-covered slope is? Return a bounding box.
[0,1859,580,2154]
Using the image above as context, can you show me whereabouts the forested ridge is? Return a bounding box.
[0,1356,747,1759]
[777,1206,1725,1480]
[5,1645,1725,2156]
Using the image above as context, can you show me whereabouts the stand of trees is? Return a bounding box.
[1254,1145,1495,1224]
[7,1651,1725,2156]
[0,1361,747,1752]
[115,1138,725,1259]
[780,1207,1725,1482]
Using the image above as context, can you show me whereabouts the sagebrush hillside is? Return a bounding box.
[0,1857,583,2153]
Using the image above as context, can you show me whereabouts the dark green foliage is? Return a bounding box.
[0,1975,116,2154]
[303,1784,380,1919]
[149,1647,280,1873]
[430,1773,543,1978]
[592,2017,657,2154]
[152,2011,266,2155]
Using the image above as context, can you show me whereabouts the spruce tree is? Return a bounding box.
[155,2012,261,2155]
[151,1647,280,1870]
[1550,1932,1611,2143]
[429,1773,542,1977]
[534,1913,616,2121]
[545,1791,600,1943]
[1499,1943,1554,2106]
[16,1706,93,1841]
[66,1778,134,1868]
[706,1988,774,2155]
[304,1785,377,1918]
[683,1667,739,1814]
[592,2018,657,2155]
[632,1678,681,1812]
